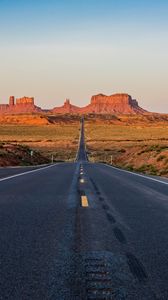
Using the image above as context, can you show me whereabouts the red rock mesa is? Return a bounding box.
[0,96,42,114]
[52,99,79,114]
[52,93,147,114]
[0,93,147,114]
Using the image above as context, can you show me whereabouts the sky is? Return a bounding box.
[0,0,168,112]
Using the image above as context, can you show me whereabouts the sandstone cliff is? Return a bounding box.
[80,94,146,114]
[52,99,79,114]
[52,93,147,114]
[0,96,42,114]
[0,93,147,115]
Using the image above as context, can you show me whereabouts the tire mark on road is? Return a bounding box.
[113,227,127,244]
[126,252,148,282]
[106,212,116,224]
[102,203,110,211]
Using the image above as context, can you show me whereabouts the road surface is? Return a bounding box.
[0,119,168,299]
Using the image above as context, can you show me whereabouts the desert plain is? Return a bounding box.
[0,112,168,177]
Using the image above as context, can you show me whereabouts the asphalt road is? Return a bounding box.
[0,165,49,180]
[0,120,168,299]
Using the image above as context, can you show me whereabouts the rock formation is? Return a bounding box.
[16,96,34,105]
[0,93,147,115]
[81,93,146,114]
[0,96,42,114]
[52,99,79,114]
[52,93,147,114]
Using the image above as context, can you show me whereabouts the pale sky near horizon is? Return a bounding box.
[0,0,168,112]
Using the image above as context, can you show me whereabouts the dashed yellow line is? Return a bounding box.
[81,195,89,207]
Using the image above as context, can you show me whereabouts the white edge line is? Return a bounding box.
[102,163,168,186]
[0,164,57,183]
[0,163,49,169]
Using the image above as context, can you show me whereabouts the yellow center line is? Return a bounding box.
[81,195,89,207]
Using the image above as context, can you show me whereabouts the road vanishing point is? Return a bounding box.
[0,119,168,299]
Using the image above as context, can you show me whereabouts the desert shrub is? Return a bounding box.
[157,155,166,162]
[0,149,6,156]
[138,145,168,155]
[159,169,168,176]
[118,148,126,153]
[136,164,158,175]
[148,165,158,175]
[146,145,160,152]
[125,165,134,171]
[136,164,149,172]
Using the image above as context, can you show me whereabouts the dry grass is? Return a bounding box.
[0,124,80,162]
[0,143,50,167]
[1,114,168,172]
[85,122,168,177]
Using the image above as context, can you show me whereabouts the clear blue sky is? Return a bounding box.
[0,0,168,112]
